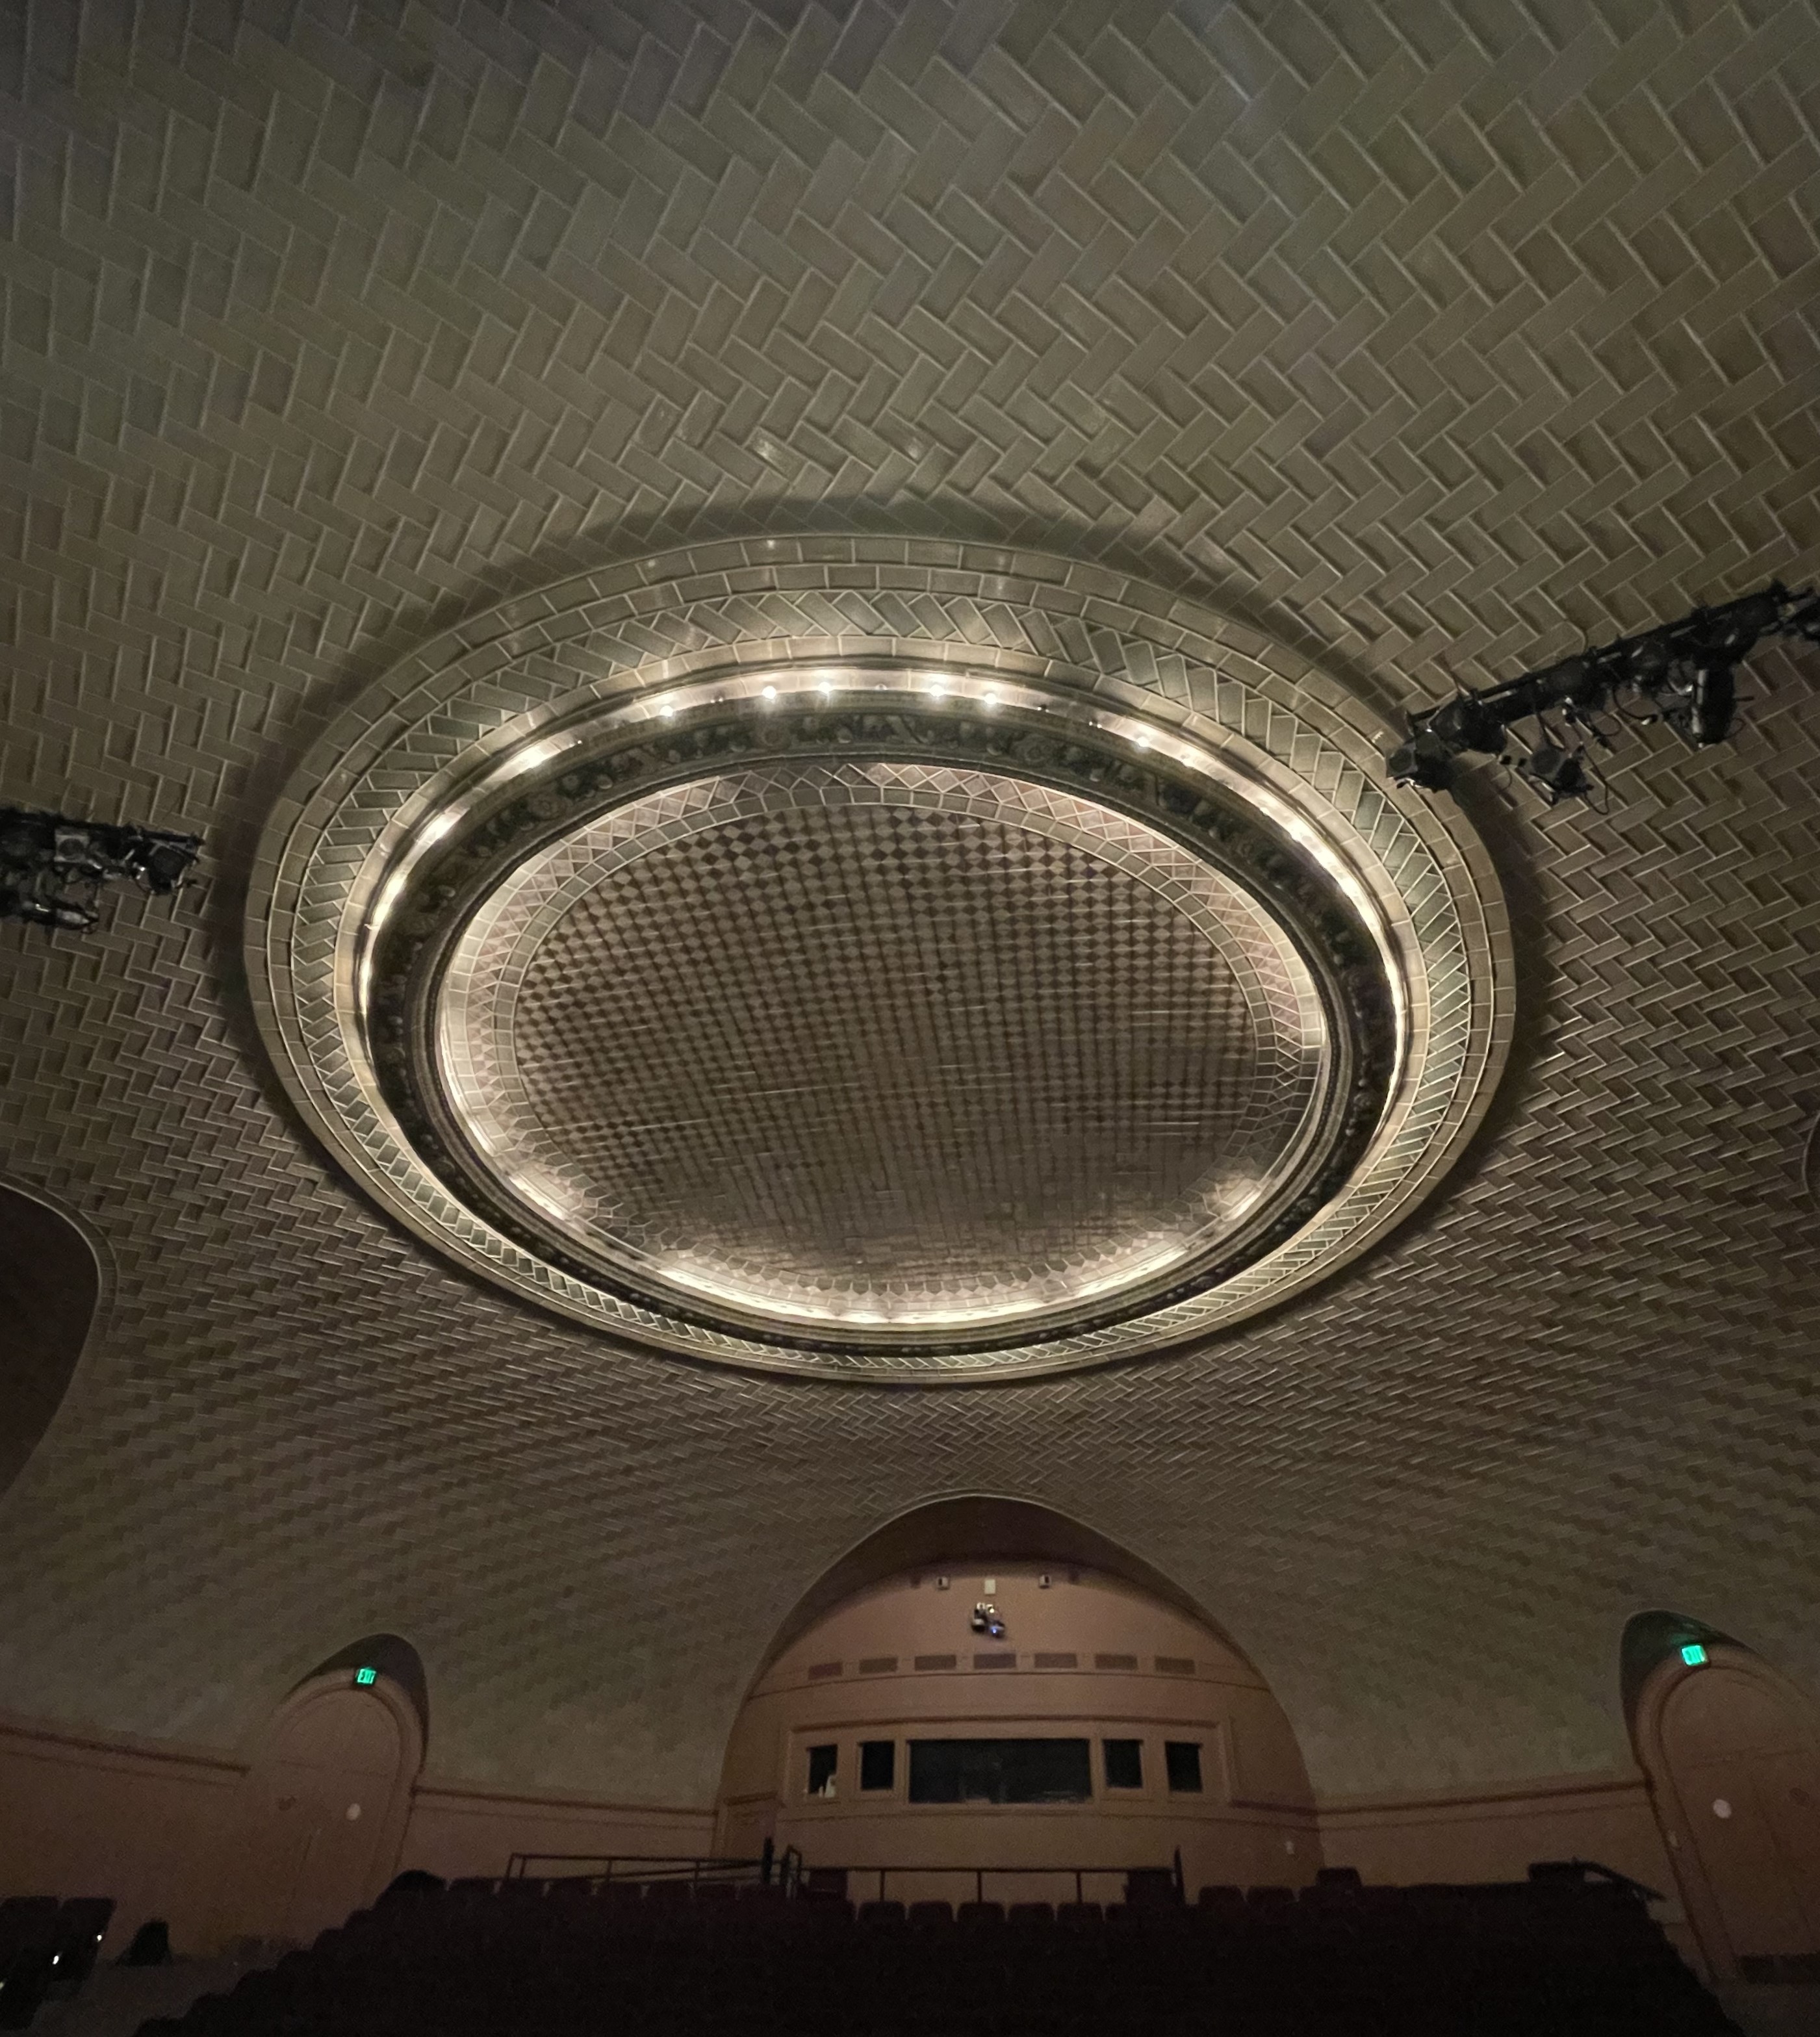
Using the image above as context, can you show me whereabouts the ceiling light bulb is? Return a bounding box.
[499,737,559,780]
[984,690,1000,709]
[762,685,777,703]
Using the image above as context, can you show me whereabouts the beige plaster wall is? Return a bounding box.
[398,1780,712,1883]
[715,1564,1321,1900]
[1320,1770,1674,1886]
[0,1710,708,1954]
[3,1691,1693,1954]
[0,1712,244,1954]
[0,1569,1697,1951]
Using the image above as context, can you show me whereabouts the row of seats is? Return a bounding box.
[0,1895,115,2029]
[135,1874,1728,2037]
[137,1868,1728,2037]
[428,1865,1679,1950]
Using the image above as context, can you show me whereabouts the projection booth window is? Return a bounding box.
[907,1738,1092,1804]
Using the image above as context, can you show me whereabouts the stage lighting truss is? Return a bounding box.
[1387,582,1820,805]
[0,808,202,931]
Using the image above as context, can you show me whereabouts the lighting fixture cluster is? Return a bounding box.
[1387,583,1820,804]
[0,807,201,931]
[969,1600,1006,1639]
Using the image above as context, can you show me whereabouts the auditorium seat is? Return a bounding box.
[2,1895,112,2029]
[955,1899,1003,1927]
[120,1867,1735,2037]
[792,1893,853,1927]
[44,1895,115,1998]
[0,1899,58,1962]
[1122,1866,1179,1908]
[1198,1882,1246,1912]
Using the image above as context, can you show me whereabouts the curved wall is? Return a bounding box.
[717,1560,1319,1902]
[1632,1633,1820,1980]
[0,1181,100,1502]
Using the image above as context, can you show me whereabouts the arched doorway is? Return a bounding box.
[218,1652,424,1949]
[0,1181,101,1502]
[1632,1621,1820,1982]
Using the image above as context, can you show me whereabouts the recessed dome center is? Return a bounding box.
[434,761,1331,1336]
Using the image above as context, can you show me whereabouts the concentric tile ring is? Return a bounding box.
[246,539,1513,1381]
[431,756,1332,1340]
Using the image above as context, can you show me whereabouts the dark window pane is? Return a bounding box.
[1164,1741,1203,1794]
[907,1738,1091,1804]
[860,1739,896,1791]
[1103,1738,1143,1789]
[806,1743,838,1797]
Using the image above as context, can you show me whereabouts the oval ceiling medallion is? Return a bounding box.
[248,540,1512,1381]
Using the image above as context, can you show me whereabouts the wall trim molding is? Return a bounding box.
[0,1708,713,1829]
[3,1708,1651,1842]
[412,1775,711,1822]
[0,1708,248,1776]
[1317,1768,1647,1823]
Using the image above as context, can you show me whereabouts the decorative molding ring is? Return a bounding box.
[246,539,1513,1381]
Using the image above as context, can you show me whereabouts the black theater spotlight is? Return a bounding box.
[0,808,202,932]
[1514,739,1595,807]
[1387,582,1819,805]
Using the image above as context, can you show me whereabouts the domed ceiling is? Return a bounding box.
[250,543,1509,1377]
[3,0,1815,1807]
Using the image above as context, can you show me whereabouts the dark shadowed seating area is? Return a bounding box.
[0,1896,115,2029]
[129,1867,1732,2037]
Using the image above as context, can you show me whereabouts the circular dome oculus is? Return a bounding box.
[428,759,1336,1342]
[365,667,1401,1363]
[248,540,1512,1381]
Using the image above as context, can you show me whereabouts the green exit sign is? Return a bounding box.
[1680,1643,1708,1668]
[355,1666,378,1686]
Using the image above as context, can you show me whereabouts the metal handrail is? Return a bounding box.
[494,1851,1645,1908]
[807,1862,1179,1906]
[1542,1858,1667,1903]
[505,1852,769,1886]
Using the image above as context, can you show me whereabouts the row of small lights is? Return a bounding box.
[433,664,1287,1327]
[655,1230,1198,1330]
[360,663,1409,1139]
[368,671,1105,958]
[676,669,1001,714]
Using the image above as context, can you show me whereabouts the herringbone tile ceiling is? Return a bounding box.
[1,0,1817,1804]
